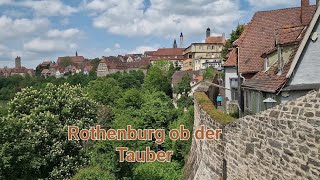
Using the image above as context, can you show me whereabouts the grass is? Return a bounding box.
[194,92,235,125]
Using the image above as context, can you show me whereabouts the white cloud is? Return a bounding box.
[85,0,243,37]
[0,0,11,5]
[104,48,112,53]
[19,0,78,16]
[0,15,50,39]
[246,0,299,8]
[129,45,157,54]
[114,43,121,48]
[23,38,76,53]
[47,28,81,39]
[247,0,317,8]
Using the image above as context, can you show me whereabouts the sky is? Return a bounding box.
[0,0,317,68]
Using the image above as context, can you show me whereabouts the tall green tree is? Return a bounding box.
[221,24,245,59]
[86,78,123,106]
[144,61,174,96]
[0,83,98,179]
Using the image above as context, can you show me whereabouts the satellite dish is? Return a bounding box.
[311,32,318,42]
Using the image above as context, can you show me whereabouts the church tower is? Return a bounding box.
[180,32,184,48]
[173,39,177,48]
[206,27,211,38]
[15,56,21,68]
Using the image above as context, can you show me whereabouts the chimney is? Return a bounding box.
[301,0,311,25]
[317,0,320,6]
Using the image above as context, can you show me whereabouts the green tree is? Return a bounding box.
[86,78,123,106]
[203,67,216,80]
[174,74,191,95]
[116,88,144,109]
[221,24,245,59]
[0,83,98,179]
[60,57,73,67]
[133,162,182,180]
[144,61,174,96]
[72,166,115,180]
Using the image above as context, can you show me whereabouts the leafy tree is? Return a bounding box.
[221,24,245,59]
[177,96,194,109]
[144,61,174,96]
[0,83,98,179]
[174,74,191,95]
[72,166,115,180]
[60,57,73,67]
[203,67,216,80]
[166,107,194,165]
[86,78,123,106]
[89,58,101,71]
[116,88,144,109]
[133,162,182,180]
[139,91,178,129]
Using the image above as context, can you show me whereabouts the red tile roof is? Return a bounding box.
[242,48,298,93]
[205,36,226,44]
[100,56,150,70]
[152,48,184,56]
[57,56,85,65]
[237,6,316,74]
[224,48,237,67]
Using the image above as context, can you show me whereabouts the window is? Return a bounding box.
[264,57,269,71]
[230,78,238,88]
[207,46,211,50]
[188,54,192,58]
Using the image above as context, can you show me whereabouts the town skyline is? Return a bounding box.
[0,0,318,68]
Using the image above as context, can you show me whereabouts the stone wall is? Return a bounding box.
[184,89,320,180]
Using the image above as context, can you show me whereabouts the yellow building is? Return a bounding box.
[182,58,193,71]
[184,28,225,71]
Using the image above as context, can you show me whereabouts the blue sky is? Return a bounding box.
[0,0,317,68]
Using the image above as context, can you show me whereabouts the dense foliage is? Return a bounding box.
[221,24,245,59]
[0,73,96,101]
[0,83,98,179]
[0,66,194,179]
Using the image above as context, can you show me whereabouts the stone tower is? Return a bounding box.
[180,32,184,48]
[15,56,21,68]
[206,27,211,38]
[173,39,177,48]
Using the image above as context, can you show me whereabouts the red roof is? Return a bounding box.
[224,48,237,67]
[100,56,150,70]
[237,6,316,74]
[152,48,184,56]
[205,36,226,44]
[57,56,85,65]
[151,48,184,61]
[242,49,297,93]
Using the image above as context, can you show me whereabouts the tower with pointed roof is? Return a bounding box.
[180,32,184,48]
[206,27,211,38]
[173,39,177,48]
